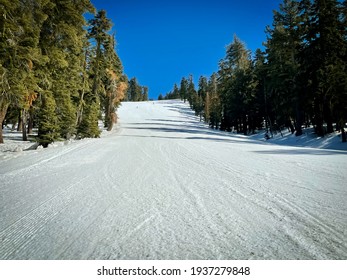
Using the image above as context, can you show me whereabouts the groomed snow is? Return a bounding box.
[0,100,346,259]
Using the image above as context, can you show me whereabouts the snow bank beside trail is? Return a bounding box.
[0,127,36,160]
[0,120,115,161]
[250,128,346,151]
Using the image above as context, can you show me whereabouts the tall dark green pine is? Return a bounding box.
[338,0,347,142]
[208,73,222,129]
[218,35,253,133]
[217,58,232,131]
[300,0,346,137]
[197,76,208,121]
[77,99,100,138]
[172,84,180,99]
[76,38,92,128]
[253,49,271,134]
[128,78,136,101]
[135,84,142,101]
[265,0,302,135]
[127,77,143,101]
[38,91,59,147]
[187,75,197,109]
[142,86,149,101]
[179,77,188,102]
[103,34,125,131]
[89,10,112,99]
[82,9,111,137]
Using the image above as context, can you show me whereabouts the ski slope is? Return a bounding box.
[0,100,346,259]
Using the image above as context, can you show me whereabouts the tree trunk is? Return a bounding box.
[243,115,248,135]
[107,124,113,131]
[27,108,34,134]
[22,109,28,141]
[0,123,3,144]
[0,101,9,144]
[342,128,346,143]
[286,118,295,134]
[326,121,334,134]
[106,95,114,131]
[91,40,102,100]
[268,117,274,138]
[77,48,89,127]
[324,98,334,134]
[107,115,114,131]
[235,119,240,133]
[335,122,340,132]
[76,96,84,127]
[315,117,324,137]
[17,110,23,132]
[295,102,303,136]
[314,98,324,136]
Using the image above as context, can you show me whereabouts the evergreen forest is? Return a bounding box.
[0,0,130,146]
[163,0,347,142]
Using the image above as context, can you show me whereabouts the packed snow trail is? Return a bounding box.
[0,100,346,259]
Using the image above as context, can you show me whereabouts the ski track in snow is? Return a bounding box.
[0,100,346,260]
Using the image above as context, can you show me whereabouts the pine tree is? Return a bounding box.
[337,0,347,142]
[77,98,101,138]
[204,91,211,124]
[217,59,232,131]
[102,34,126,131]
[76,39,91,128]
[197,76,208,121]
[127,77,144,101]
[172,83,180,99]
[253,49,270,134]
[265,0,302,135]
[208,73,222,129]
[142,86,149,101]
[88,10,112,101]
[218,35,253,133]
[128,78,136,101]
[37,91,59,147]
[83,9,114,136]
[187,75,197,109]
[300,0,346,137]
[179,77,188,102]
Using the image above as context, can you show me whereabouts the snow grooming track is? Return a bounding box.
[0,100,346,260]
[0,176,92,259]
[0,139,93,177]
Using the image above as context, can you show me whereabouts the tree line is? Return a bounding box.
[162,0,346,142]
[124,77,149,102]
[0,0,128,146]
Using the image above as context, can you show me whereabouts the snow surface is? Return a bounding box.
[0,100,346,260]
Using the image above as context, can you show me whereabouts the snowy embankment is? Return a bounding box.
[250,126,346,151]
[0,100,346,260]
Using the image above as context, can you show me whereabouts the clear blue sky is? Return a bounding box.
[90,0,282,100]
